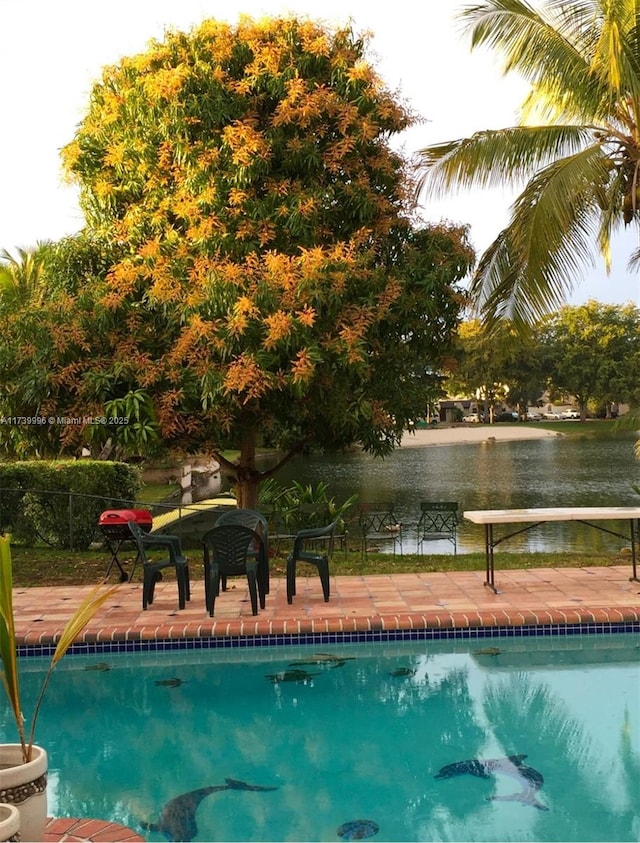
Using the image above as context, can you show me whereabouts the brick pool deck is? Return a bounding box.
[17,564,640,841]
[15,563,640,646]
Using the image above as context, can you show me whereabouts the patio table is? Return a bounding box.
[463,506,640,593]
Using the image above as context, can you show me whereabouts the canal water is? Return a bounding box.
[226,431,640,554]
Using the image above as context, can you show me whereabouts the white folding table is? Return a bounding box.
[463,506,640,593]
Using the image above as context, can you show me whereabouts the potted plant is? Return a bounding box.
[0,535,118,842]
[0,804,20,842]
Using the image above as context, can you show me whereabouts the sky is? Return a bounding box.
[1,0,639,308]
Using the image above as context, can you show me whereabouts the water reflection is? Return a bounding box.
[249,433,640,554]
[34,637,640,843]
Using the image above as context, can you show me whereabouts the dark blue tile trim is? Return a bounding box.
[17,621,640,658]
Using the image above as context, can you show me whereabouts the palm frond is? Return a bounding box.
[463,0,640,125]
[50,585,118,667]
[420,1,640,326]
[415,124,594,199]
[1,535,119,762]
[0,537,27,756]
[596,165,627,268]
[460,0,613,118]
[470,228,573,326]
[470,143,617,325]
[587,0,640,91]
[626,239,640,269]
[27,582,119,752]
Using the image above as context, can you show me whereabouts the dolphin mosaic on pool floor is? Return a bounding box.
[434,753,548,811]
[139,778,278,842]
[13,564,640,648]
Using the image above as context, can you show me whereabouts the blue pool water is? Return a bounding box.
[5,633,640,842]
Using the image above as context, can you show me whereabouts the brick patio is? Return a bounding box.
[14,564,640,646]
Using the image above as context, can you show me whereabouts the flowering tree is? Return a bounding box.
[8,16,473,505]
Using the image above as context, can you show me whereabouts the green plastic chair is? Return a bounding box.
[286,519,338,604]
[214,509,270,595]
[201,524,266,616]
[128,521,191,611]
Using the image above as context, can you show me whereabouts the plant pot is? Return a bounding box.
[0,745,47,842]
[0,803,20,841]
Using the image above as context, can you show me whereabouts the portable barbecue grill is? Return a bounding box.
[98,508,153,581]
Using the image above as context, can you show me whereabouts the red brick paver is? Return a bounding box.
[44,817,144,842]
[14,564,640,646]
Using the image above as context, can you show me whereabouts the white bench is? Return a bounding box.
[463,507,640,593]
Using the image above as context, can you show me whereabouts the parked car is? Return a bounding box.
[561,409,580,419]
[495,411,518,422]
[526,409,543,420]
[462,413,480,423]
[543,410,563,419]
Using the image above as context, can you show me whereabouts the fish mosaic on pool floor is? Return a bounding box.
[337,819,380,840]
[265,668,319,684]
[472,647,504,656]
[155,677,188,688]
[434,753,548,811]
[140,778,279,842]
[388,667,416,678]
[288,653,356,669]
[83,662,111,671]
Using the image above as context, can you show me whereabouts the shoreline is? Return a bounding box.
[400,423,563,448]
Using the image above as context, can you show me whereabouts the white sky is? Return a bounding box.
[1,0,639,307]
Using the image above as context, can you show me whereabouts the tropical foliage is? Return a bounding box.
[0,245,50,311]
[258,478,358,532]
[416,0,640,326]
[0,16,473,505]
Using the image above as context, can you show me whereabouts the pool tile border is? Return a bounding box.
[16,604,640,653]
[18,618,640,657]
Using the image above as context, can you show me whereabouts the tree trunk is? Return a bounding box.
[213,432,308,510]
[235,425,260,509]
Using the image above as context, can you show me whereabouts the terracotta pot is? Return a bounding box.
[0,745,47,842]
[0,803,20,842]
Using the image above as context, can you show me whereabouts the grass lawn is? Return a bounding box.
[10,543,629,588]
[527,419,632,436]
[137,482,181,503]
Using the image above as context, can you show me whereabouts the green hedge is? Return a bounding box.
[0,460,141,549]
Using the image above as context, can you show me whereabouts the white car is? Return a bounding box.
[526,410,543,420]
[543,410,563,419]
[561,410,580,419]
[462,413,480,423]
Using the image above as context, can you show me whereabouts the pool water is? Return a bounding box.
[6,634,640,842]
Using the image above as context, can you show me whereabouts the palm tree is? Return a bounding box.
[0,243,49,310]
[416,0,640,327]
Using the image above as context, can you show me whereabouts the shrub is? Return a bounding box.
[0,460,141,548]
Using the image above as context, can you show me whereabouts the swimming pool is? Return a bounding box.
[6,633,640,842]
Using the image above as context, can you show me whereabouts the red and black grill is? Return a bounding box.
[99,508,153,540]
[98,509,153,581]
